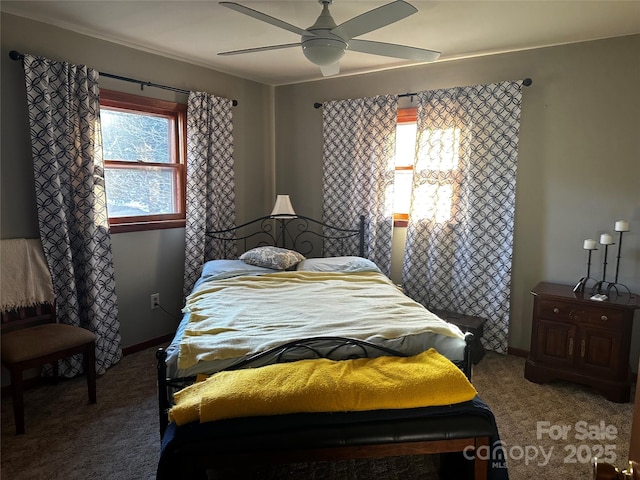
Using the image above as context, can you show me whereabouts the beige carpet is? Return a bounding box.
[1,348,634,479]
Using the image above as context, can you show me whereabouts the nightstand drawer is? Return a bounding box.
[538,300,573,321]
[538,299,624,326]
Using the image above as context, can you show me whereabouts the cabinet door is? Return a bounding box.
[536,319,577,368]
[577,325,624,377]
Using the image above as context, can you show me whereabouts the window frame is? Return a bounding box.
[393,107,417,228]
[100,89,187,234]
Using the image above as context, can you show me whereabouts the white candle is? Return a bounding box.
[614,220,629,232]
[600,233,613,245]
[583,239,597,250]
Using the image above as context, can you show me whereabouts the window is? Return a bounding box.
[392,107,460,227]
[100,90,187,233]
[392,108,417,227]
[412,125,460,224]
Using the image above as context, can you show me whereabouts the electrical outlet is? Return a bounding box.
[150,293,160,310]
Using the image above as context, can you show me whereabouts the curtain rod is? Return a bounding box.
[8,50,238,106]
[313,77,533,109]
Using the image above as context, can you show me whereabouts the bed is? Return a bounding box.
[156,214,508,480]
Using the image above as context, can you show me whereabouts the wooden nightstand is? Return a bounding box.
[524,282,640,402]
[431,309,487,365]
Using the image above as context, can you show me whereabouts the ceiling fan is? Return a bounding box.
[218,0,440,76]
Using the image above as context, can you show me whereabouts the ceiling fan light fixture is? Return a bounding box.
[302,37,346,66]
[220,1,439,74]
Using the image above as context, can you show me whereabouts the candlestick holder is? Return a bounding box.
[573,248,598,293]
[592,243,613,295]
[605,230,631,296]
[577,221,631,298]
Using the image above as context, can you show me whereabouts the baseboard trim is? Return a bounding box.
[508,347,529,358]
[122,333,174,356]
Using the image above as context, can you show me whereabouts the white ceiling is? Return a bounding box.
[2,1,640,86]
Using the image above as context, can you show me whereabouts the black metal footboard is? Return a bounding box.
[156,333,474,439]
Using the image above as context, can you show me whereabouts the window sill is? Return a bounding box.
[109,219,185,234]
[393,219,408,228]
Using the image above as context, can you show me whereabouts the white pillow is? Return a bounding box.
[296,256,381,273]
[200,259,279,279]
[239,246,305,270]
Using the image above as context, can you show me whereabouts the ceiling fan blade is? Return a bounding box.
[332,0,417,41]
[320,62,340,77]
[220,2,308,36]
[348,39,440,62]
[218,43,301,56]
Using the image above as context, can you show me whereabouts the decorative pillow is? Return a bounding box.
[239,246,305,270]
[296,256,381,273]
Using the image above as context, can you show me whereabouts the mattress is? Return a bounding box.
[165,257,466,378]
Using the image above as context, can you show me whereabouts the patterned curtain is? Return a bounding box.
[402,81,523,354]
[22,54,122,376]
[321,95,397,275]
[183,91,235,296]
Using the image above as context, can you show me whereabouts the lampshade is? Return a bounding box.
[270,195,296,218]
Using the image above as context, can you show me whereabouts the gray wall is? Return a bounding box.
[274,35,640,365]
[1,13,275,348]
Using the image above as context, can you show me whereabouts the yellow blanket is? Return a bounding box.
[169,348,477,426]
[178,271,463,370]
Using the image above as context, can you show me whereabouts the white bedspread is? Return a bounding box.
[178,270,463,371]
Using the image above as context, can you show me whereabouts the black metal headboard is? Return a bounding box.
[206,214,365,258]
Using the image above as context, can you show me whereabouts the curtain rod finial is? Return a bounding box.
[314,102,323,109]
[523,78,532,86]
[9,50,24,61]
